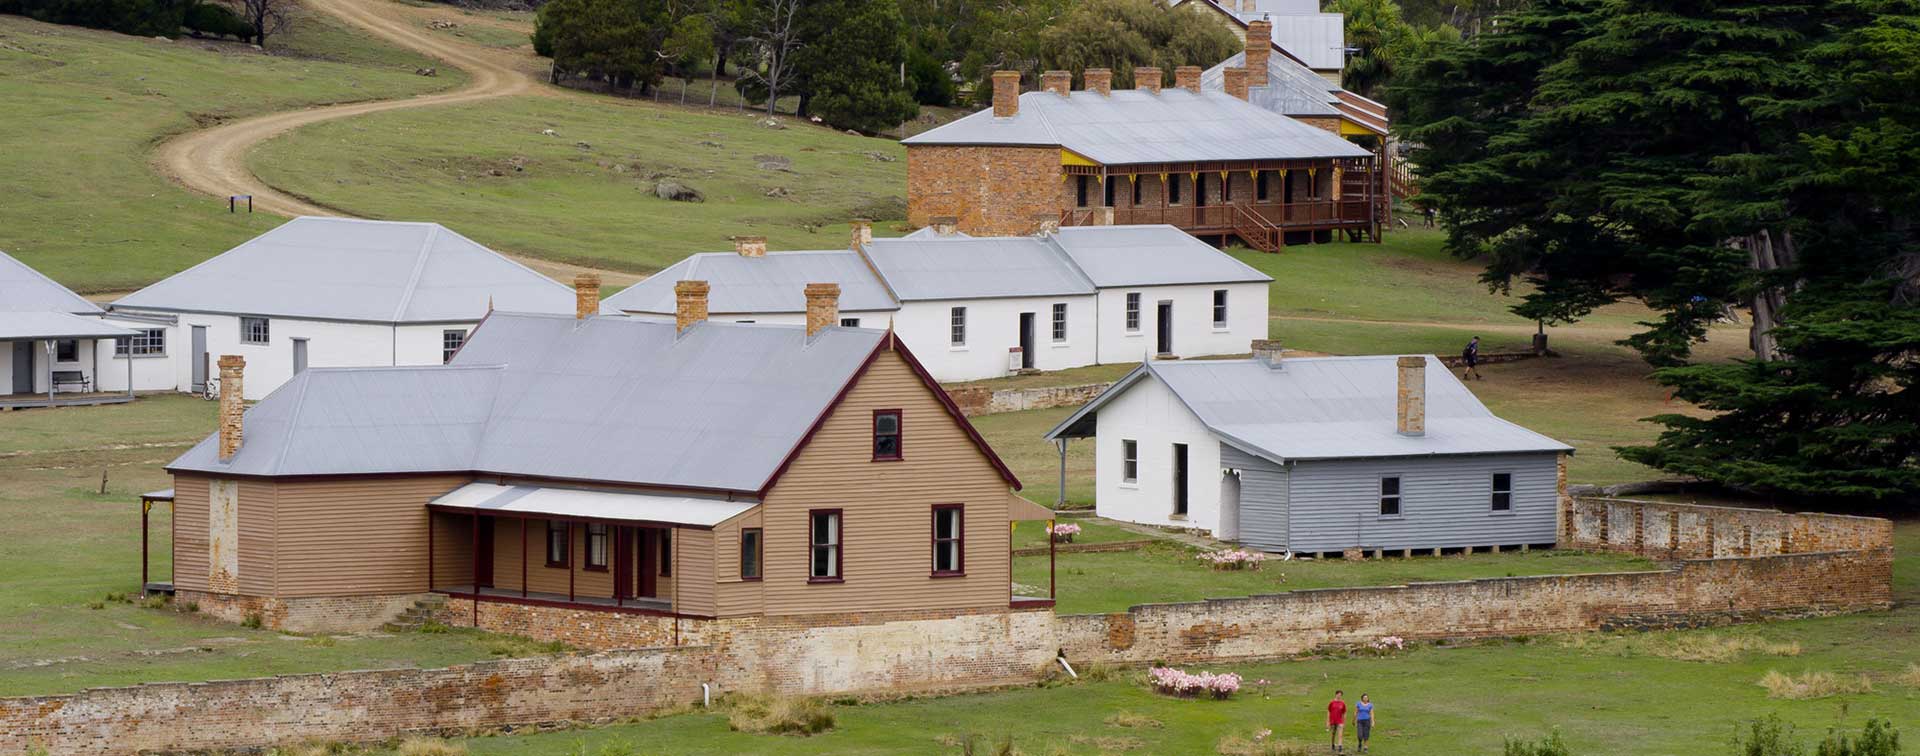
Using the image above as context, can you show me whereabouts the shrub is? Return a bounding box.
[1047,523,1082,543]
[419,619,451,634]
[724,693,836,736]
[1894,664,1920,689]
[141,596,168,610]
[1734,715,1804,756]
[184,1,251,40]
[395,736,468,756]
[1197,549,1268,571]
[1503,730,1573,756]
[242,613,264,629]
[1816,718,1902,756]
[1759,670,1874,700]
[87,601,105,610]
[1147,667,1241,699]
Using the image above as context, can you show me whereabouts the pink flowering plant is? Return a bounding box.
[1197,548,1268,571]
[1047,523,1081,543]
[1147,666,1243,699]
[1366,635,1407,655]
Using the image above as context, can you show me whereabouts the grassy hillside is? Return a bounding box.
[249,95,909,275]
[0,12,460,292]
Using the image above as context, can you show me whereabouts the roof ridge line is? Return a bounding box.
[0,250,101,314]
[390,224,440,322]
[1038,233,1098,292]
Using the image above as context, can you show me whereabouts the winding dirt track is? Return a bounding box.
[151,0,640,284]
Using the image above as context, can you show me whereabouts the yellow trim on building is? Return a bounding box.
[1060,149,1098,167]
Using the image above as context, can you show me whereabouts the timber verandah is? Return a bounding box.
[1060,156,1384,252]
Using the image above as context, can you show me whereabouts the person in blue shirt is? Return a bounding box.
[1355,694,1375,753]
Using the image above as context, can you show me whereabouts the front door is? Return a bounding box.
[1156,302,1174,356]
[292,338,308,375]
[190,326,208,392]
[1219,471,1241,540]
[474,517,495,588]
[10,342,32,394]
[1172,443,1190,517]
[637,528,658,599]
[1018,313,1036,369]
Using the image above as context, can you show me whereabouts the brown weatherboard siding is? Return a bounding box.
[757,349,1014,616]
[170,475,277,596]
[171,476,209,593]
[675,529,717,616]
[274,476,471,597]
[713,510,766,617]
[907,145,1062,235]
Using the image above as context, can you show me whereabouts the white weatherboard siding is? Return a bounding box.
[1094,282,1266,362]
[898,297,1099,381]
[120,312,481,400]
[1092,373,1225,533]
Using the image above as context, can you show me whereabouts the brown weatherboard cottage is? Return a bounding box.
[904,64,1382,251]
[159,276,1053,634]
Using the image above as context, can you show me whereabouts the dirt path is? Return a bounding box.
[149,0,642,286]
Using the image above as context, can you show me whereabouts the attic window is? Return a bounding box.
[442,329,466,363]
[873,409,903,461]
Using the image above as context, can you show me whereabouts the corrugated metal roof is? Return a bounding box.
[601,250,898,315]
[1258,13,1348,71]
[0,250,100,314]
[112,217,574,323]
[1050,226,1272,287]
[170,314,887,493]
[901,227,972,239]
[1203,50,1345,117]
[0,311,138,340]
[1049,355,1571,461]
[903,89,1371,164]
[433,482,756,527]
[863,236,1094,300]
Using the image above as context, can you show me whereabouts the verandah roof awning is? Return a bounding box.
[430,482,757,528]
[0,312,137,340]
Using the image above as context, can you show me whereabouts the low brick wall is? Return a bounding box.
[1563,497,1893,559]
[176,590,431,634]
[947,382,1111,417]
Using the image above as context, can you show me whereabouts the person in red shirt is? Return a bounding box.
[1328,690,1348,753]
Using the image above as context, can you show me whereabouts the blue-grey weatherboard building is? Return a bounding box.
[1045,341,1574,554]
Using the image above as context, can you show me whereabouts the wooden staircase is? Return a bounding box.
[1232,205,1284,252]
[1389,156,1419,200]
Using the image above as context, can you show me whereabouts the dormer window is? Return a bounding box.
[873,409,903,461]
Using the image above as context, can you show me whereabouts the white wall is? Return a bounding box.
[895,296,1100,382]
[1090,373,1227,534]
[110,311,483,400]
[1,338,121,396]
[1094,282,1268,364]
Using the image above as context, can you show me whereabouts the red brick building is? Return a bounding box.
[904,65,1381,250]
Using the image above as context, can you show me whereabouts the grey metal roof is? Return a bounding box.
[902,88,1371,164]
[170,314,889,493]
[1172,0,1348,71]
[1202,51,1343,117]
[863,236,1094,300]
[0,250,100,314]
[901,227,972,239]
[1051,226,1273,288]
[112,217,574,324]
[1048,355,1571,462]
[0,311,137,340]
[601,250,898,315]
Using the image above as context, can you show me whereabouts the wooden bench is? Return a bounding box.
[50,370,90,393]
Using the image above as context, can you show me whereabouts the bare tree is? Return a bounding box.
[237,0,294,47]
[735,0,803,116]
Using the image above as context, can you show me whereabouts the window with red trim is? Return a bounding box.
[659,530,673,576]
[545,520,570,568]
[584,523,608,571]
[809,509,842,582]
[739,528,763,580]
[873,409,903,461]
[931,505,964,577]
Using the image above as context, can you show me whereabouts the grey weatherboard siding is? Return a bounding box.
[1284,452,1561,553]
[1220,443,1290,552]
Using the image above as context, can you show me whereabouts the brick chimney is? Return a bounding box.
[733,235,767,258]
[805,283,840,337]
[1174,66,1202,93]
[930,216,959,236]
[850,218,873,249]
[1396,356,1426,437]
[1090,206,1115,226]
[1252,339,1283,369]
[992,70,1021,117]
[1246,19,1271,88]
[1084,68,1112,96]
[573,273,601,319]
[675,280,710,333]
[1041,70,1071,96]
[1134,66,1162,94]
[1224,67,1250,101]
[217,355,245,461]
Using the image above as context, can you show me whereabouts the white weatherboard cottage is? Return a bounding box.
[1046,343,1573,554]
[600,223,1273,382]
[0,250,140,407]
[108,217,575,400]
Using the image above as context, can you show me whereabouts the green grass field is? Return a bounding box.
[0,12,460,292]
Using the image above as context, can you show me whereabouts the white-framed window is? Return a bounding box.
[1121,439,1138,483]
[240,317,270,345]
[1491,473,1513,512]
[115,328,166,357]
[442,329,466,364]
[1125,293,1141,332]
[840,317,861,328]
[1212,289,1228,328]
[1379,476,1403,517]
[809,510,842,581]
[54,339,78,362]
[949,306,967,347]
[1051,303,1068,342]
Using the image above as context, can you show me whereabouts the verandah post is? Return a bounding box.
[471,511,479,627]
[521,517,528,598]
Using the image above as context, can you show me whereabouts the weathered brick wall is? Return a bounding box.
[176,589,429,634]
[434,598,726,650]
[907,145,1061,235]
[1564,498,1892,560]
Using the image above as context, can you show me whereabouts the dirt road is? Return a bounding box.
[150,0,641,285]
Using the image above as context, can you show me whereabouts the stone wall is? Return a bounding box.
[176,589,430,634]
[907,145,1061,236]
[1563,497,1892,559]
[947,381,1112,417]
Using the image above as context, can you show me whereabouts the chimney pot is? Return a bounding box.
[1084,68,1113,96]
[804,282,841,337]
[1224,67,1250,101]
[217,355,245,460]
[850,218,873,249]
[991,70,1021,117]
[573,273,601,319]
[1252,339,1283,368]
[1174,66,1203,93]
[1041,70,1071,96]
[675,280,710,333]
[1396,355,1427,437]
[1246,20,1272,89]
[732,235,767,258]
[930,216,959,236]
[1134,66,1162,93]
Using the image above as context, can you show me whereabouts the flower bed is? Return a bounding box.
[1148,666,1242,699]
[1047,523,1081,544]
[1197,549,1268,571]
